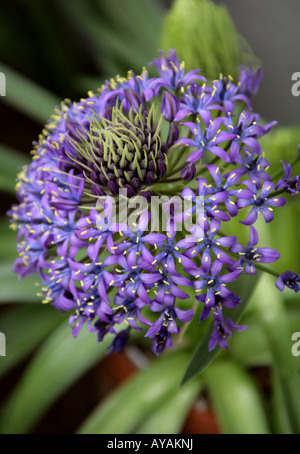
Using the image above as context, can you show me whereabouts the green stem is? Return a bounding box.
[269,187,287,198]
[252,262,280,278]
[160,162,185,181]
[158,176,184,184]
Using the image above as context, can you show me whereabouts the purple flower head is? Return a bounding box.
[115,255,160,300]
[153,266,193,301]
[116,211,166,263]
[276,271,300,293]
[149,222,196,272]
[8,49,291,357]
[205,164,254,216]
[123,67,155,103]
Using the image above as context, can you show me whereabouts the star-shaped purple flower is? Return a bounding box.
[237,181,287,225]
[230,226,280,274]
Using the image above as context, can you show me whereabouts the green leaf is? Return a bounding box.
[0,218,19,259]
[0,305,63,379]
[0,322,113,434]
[181,273,260,385]
[204,361,270,434]
[230,307,300,370]
[0,144,29,194]
[78,351,189,434]
[230,316,271,367]
[272,368,294,434]
[95,0,162,58]
[252,275,300,434]
[0,62,59,123]
[59,0,159,77]
[0,260,40,303]
[135,377,201,434]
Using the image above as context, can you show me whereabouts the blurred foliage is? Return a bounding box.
[162,0,258,80]
[0,0,300,436]
[0,0,163,100]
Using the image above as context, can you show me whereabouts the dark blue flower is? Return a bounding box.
[145,296,194,355]
[107,330,130,354]
[113,293,151,329]
[209,318,247,351]
[276,271,300,293]
[196,291,241,323]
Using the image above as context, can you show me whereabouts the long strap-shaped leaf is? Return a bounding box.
[0,218,22,258]
[0,305,63,379]
[0,322,114,434]
[252,275,300,434]
[0,260,40,303]
[230,310,300,369]
[204,361,270,434]
[78,351,190,434]
[135,378,201,434]
[0,62,59,123]
[0,144,29,194]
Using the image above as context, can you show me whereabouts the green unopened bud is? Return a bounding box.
[68,104,168,197]
[162,0,257,80]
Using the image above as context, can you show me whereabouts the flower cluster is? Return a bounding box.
[9,50,300,355]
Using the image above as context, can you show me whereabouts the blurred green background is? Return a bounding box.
[0,0,299,435]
